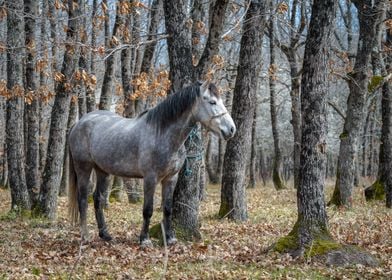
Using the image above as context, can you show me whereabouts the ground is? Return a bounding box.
[0,180,391,279]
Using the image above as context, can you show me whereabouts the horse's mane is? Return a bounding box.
[145,82,201,131]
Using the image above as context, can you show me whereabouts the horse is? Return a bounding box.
[68,81,236,246]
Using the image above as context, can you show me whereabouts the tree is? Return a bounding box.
[24,0,40,207]
[99,0,125,111]
[268,3,286,190]
[273,0,377,266]
[330,0,386,207]
[162,0,230,240]
[219,0,269,221]
[365,9,392,206]
[5,0,30,211]
[35,0,82,219]
[275,0,306,189]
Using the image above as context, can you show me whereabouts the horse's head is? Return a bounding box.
[193,81,236,140]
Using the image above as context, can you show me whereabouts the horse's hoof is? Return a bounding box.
[167,237,177,246]
[140,239,153,248]
[99,231,113,241]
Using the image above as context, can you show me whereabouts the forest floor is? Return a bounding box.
[0,180,391,279]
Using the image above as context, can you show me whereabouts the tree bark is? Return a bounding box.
[24,0,40,207]
[86,0,98,113]
[59,100,77,196]
[330,0,385,207]
[140,0,161,75]
[269,9,286,190]
[219,0,269,221]
[248,106,257,188]
[6,0,31,211]
[99,0,124,110]
[35,0,82,219]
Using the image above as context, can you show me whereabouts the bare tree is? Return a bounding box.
[268,4,286,190]
[219,0,269,221]
[5,0,30,211]
[24,0,40,206]
[330,0,386,207]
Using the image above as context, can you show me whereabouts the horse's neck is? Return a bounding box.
[164,114,195,151]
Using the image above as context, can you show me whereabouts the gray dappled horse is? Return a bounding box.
[68,81,236,246]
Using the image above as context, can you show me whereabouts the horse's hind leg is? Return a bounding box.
[94,169,112,241]
[75,163,93,241]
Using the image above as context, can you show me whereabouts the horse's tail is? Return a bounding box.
[68,147,79,225]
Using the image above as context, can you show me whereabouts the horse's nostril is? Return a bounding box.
[230,127,234,133]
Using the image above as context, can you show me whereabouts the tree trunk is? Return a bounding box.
[269,10,286,190]
[219,0,269,221]
[330,0,384,207]
[77,1,88,118]
[365,11,391,205]
[35,0,82,219]
[172,124,203,240]
[24,0,40,207]
[275,0,336,256]
[163,0,198,240]
[287,50,301,189]
[86,0,98,113]
[110,175,123,202]
[248,108,257,188]
[140,0,161,75]
[99,1,124,110]
[48,0,59,73]
[59,100,78,196]
[6,0,31,211]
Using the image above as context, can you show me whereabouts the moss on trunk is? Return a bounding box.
[273,221,341,257]
[365,180,385,201]
[273,220,378,266]
[149,222,201,245]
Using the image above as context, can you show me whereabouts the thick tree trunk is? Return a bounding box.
[24,0,40,207]
[275,0,336,255]
[219,0,269,221]
[6,0,30,211]
[274,0,378,266]
[365,12,392,205]
[172,124,203,240]
[330,0,385,208]
[35,0,82,219]
[163,0,198,239]
[269,11,286,191]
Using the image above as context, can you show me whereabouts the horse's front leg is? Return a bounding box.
[140,175,157,247]
[161,174,178,245]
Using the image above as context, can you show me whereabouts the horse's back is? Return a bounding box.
[69,110,145,177]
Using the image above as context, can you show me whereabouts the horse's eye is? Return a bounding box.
[209,101,217,105]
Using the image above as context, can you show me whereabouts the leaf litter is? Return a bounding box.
[0,180,391,279]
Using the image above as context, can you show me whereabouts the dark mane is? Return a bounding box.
[146,82,201,130]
